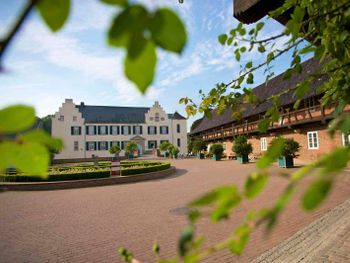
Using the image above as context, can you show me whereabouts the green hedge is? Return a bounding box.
[0,162,171,182]
[122,162,171,176]
[0,170,110,182]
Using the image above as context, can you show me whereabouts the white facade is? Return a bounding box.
[52,99,187,159]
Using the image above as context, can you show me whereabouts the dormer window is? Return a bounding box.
[155,113,159,122]
[58,115,64,121]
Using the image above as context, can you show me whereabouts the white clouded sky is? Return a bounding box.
[0,0,295,130]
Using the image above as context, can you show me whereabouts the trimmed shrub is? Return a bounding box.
[232,136,253,156]
[209,144,224,156]
[122,162,171,176]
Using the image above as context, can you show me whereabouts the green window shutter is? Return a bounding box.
[117,126,120,135]
[71,127,74,135]
[98,126,101,135]
[121,126,124,135]
[94,126,97,135]
[79,127,82,135]
[166,126,169,134]
[110,126,113,134]
[106,142,109,150]
[86,126,88,135]
[140,126,143,134]
[98,142,101,150]
[148,127,150,134]
[133,126,136,134]
[105,126,109,135]
[110,141,113,148]
[94,142,97,150]
[128,126,131,134]
[86,142,89,151]
[155,127,157,134]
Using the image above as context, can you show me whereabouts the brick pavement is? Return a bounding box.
[0,159,349,262]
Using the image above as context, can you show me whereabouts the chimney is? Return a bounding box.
[80,102,85,107]
[65,99,73,103]
[154,101,160,107]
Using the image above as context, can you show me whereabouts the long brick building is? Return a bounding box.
[190,59,350,163]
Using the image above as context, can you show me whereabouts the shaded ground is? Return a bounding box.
[0,159,349,262]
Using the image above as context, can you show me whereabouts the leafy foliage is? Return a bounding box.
[209,143,224,156]
[232,136,253,156]
[192,139,207,154]
[109,145,121,156]
[125,141,138,154]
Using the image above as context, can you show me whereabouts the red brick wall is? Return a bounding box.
[220,123,344,163]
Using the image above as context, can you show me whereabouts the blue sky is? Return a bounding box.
[0,0,294,130]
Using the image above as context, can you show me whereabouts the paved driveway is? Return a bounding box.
[0,159,349,262]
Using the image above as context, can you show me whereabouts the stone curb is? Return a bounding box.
[0,167,176,191]
[252,198,350,263]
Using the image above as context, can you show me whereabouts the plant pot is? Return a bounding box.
[198,153,204,159]
[212,154,221,161]
[128,154,134,160]
[173,155,178,159]
[237,155,249,164]
[278,156,294,168]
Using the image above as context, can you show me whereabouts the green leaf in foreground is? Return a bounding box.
[0,105,36,134]
[218,34,228,45]
[99,0,128,7]
[125,40,156,94]
[20,130,63,153]
[178,225,194,257]
[150,8,187,53]
[302,179,332,211]
[229,224,251,255]
[0,141,49,177]
[118,247,133,262]
[245,172,268,199]
[257,137,284,169]
[37,0,70,32]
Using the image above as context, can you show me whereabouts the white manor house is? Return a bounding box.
[52,99,188,160]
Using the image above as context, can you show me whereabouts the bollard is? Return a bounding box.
[111,157,121,176]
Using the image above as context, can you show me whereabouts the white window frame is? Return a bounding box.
[99,126,107,135]
[134,126,141,135]
[87,126,95,135]
[99,141,108,151]
[260,137,267,151]
[342,133,350,147]
[149,126,156,135]
[72,126,80,135]
[87,142,95,151]
[307,131,319,149]
[160,126,168,134]
[111,126,119,135]
[122,126,129,135]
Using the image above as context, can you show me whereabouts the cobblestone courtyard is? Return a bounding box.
[1,159,349,262]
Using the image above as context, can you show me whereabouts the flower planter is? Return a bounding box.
[198,153,205,159]
[237,155,249,164]
[278,156,294,168]
[212,154,221,161]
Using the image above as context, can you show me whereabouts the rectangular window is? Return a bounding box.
[122,126,130,135]
[86,125,96,135]
[307,131,319,149]
[155,113,160,122]
[86,141,96,151]
[177,138,181,147]
[260,137,267,151]
[133,126,142,135]
[98,141,108,151]
[148,126,157,135]
[74,141,79,151]
[98,126,108,135]
[342,133,350,146]
[160,126,169,134]
[73,116,77,121]
[58,115,64,121]
[177,124,180,133]
[71,126,81,135]
[148,140,157,149]
[120,141,128,150]
[110,126,119,135]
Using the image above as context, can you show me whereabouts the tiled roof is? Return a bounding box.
[191,58,325,134]
[76,105,186,123]
[168,112,187,120]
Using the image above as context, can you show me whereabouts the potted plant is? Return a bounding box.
[272,137,300,168]
[209,144,224,161]
[159,141,172,157]
[125,141,138,160]
[192,139,207,159]
[109,145,121,160]
[171,147,180,159]
[232,136,253,164]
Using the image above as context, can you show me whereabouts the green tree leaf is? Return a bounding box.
[37,0,70,32]
[302,179,332,211]
[20,130,63,153]
[257,137,284,169]
[108,5,148,48]
[0,105,36,134]
[0,141,49,177]
[125,40,156,94]
[218,34,228,45]
[229,224,251,255]
[178,225,194,257]
[150,8,187,53]
[245,172,268,199]
[99,0,128,7]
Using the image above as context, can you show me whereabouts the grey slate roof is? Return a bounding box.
[168,112,187,120]
[76,105,186,123]
[191,58,325,134]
